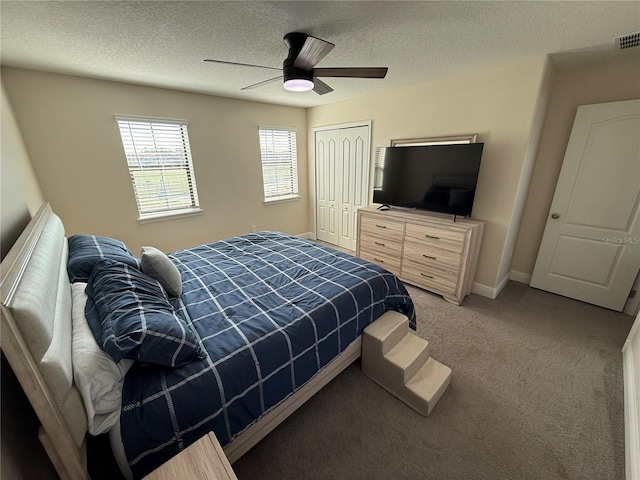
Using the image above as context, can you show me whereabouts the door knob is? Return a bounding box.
[551,213,560,219]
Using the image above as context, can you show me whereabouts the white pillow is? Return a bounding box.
[71,282,133,435]
[140,245,182,297]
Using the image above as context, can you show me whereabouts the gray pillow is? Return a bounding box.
[140,246,182,297]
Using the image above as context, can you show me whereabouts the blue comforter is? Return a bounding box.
[120,232,415,478]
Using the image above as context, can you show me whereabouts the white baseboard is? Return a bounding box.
[509,270,532,284]
[472,275,510,300]
[473,271,533,299]
[471,282,497,299]
[623,314,640,480]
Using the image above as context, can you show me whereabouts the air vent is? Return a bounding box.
[615,32,640,49]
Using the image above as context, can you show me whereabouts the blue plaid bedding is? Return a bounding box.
[119,232,415,478]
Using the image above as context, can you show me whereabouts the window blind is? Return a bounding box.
[116,117,200,219]
[258,127,299,202]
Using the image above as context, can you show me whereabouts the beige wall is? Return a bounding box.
[511,55,640,278]
[307,56,549,290]
[1,79,58,480]
[0,79,45,258]
[1,67,308,255]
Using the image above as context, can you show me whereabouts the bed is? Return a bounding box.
[0,204,415,479]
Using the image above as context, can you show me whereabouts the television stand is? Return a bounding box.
[356,206,484,305]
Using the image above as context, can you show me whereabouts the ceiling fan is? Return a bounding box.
[204,32,388,95]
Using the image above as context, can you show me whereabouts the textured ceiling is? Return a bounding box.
[1,1,639,108]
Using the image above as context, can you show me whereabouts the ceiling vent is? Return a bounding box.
[615,32,640,49]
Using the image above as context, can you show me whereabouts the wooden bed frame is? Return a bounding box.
[0,204,365,479]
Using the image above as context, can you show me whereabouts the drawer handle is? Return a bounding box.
[374,241,386,246]
[425,234,440,240]
[423,254,436,260]
[376,224,387,229]
[420,273,434,279]
[374,257,385,263]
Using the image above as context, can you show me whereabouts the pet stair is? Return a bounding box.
[361,311,451,416]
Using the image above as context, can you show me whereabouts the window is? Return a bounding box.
[258,127,299,203]
[116,116,201,221]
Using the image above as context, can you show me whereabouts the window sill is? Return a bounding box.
[138,208,204,224]
[264,195,300,205]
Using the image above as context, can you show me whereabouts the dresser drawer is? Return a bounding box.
[360,215,405,242]
[360,249,401,276]
[401,263,458,296]
[405,223,465,253]
[359,235,403,257]
[403,239,462,272]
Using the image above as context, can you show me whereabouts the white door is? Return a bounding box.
[350,126,370,251]
[530,99,640,311]
[315,124,370,249]
[338,129,353,249]
[326,130,340,245]
[315,131,328,242]
[315,129,341,245]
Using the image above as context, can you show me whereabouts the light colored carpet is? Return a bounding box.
[232,281,634,480]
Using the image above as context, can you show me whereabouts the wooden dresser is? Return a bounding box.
[356,206,484,305]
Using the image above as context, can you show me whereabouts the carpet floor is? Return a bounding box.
[231,282,634,480]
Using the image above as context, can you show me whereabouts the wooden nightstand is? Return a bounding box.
[143,432,238,480]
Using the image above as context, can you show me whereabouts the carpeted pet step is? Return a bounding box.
[405,357,452,416]
[385,332,430,383]
[361,310,409,356]
[361,311,451,416]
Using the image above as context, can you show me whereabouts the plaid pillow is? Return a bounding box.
[68,235,141,282]
[84,259,204,367]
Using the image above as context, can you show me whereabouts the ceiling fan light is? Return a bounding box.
[283,78,314,92]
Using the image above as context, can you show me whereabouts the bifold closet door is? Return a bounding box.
[315,130,340,245]
[315,125,370,250]
[338,126,369,250]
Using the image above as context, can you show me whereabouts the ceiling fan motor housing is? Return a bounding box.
[283,32,313,82]
[283,62,313,83]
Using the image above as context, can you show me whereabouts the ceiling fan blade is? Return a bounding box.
[313,78,334,95]
[314,67,388,78]
[293,35,335,71]
[204,59,281,71]
[241,75,283,91]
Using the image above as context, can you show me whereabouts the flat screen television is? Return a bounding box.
[372,143,484,217]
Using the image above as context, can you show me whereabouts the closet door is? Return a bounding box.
[337,126,370,250]
[315,129,340,245]
[350,126,370,251]
[315,124,370,249]
[325,130,341,245]
[338,129,354,249]
[315,131,329,242]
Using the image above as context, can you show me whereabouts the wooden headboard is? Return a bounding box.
[1,203,89,479]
